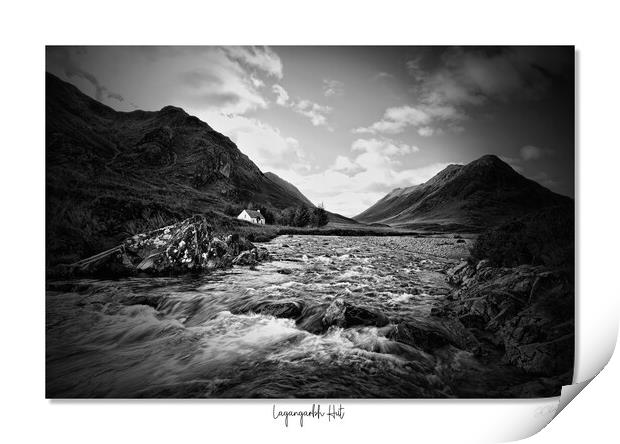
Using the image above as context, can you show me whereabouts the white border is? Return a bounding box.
[1,1,618,442]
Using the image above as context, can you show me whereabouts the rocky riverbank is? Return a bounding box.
[49,215,269,278]
[431,259,574,394]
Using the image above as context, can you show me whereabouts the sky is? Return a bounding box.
[46,46,574,217]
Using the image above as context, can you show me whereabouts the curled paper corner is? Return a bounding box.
[556,378,593,416]
[509,327,619,442]
[552,330,617,419]
[520,377,598,441]
[498,386,590,443]
[528,325,619,440]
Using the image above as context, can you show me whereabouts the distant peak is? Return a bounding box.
[160,105,186,114]
[472,154,505,165]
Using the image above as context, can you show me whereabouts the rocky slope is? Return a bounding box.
[354,155,572,229]
[46,73,313,264]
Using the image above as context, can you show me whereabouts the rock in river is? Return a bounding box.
[52,215,268,277]
[297,298,389,334]
[387,317,481,354]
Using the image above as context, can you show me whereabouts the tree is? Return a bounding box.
[223,203,239,217]
[258,205,275,224]
[293,206,311,227]
[312,203,329,227]
[277,207,296,226]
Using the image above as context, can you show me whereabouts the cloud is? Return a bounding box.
[47,46,282,115]
[323,79,344,97]
[354,104,463,135]
[272,84,289,106]
[106,91,124,102]
[250,75,265,88]
[203,112,309,174]
[331,155,363,174]
[351,138,419,157]
[373,72,395,80]
[358,47,570,138]
[417,126,434,137]
[271,84,332,128]
[269,137,438,216]
[47,46,335,129]
[272,160,450,217]
[415,47,567,107]
[521,145,543,161]
[175,48,280,114]
[520,145,555,161]
[292,99,332,127]
[405,56,425,82]
[223,46,283,79]
[180,69,221,88]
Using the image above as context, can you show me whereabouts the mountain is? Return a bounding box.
[354,155,572,229]
[264,172,314,207]
[46,73,313,263]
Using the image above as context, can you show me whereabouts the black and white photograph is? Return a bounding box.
[45,45,575,399]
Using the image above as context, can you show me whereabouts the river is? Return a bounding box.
[47,234,530,398]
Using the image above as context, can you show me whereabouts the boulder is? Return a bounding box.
[387,317,480,354]
[208,237,228,258]
[120,215,213,274]
[251,300,305,319]
[322,299,348,327]
[226,233,255,256]
[225,233,239,245]
[136,253,159,271]
[255,247,270,261]
[53,215,269,277]
[297,299,389,334]
[232,250,256,266]
[219,253,234,268]
[446,261,473,285]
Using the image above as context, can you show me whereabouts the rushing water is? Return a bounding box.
[47,235,528,398]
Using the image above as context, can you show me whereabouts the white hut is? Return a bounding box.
[237,209,266,224]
